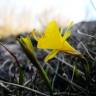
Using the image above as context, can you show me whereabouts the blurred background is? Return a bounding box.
[0,0,96,37]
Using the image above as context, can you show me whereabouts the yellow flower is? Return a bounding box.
[31,20,81,62]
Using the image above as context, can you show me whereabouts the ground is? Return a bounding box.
[0,21,96,96]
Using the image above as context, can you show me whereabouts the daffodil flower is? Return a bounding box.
[31,20,81,62]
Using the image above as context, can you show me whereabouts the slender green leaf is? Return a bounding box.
[18,37,53,95]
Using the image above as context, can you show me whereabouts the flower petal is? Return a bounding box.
[37,20,62,49]
[44,49,59,62]
[61,41,81,55]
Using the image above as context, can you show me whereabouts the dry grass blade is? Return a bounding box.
[78,41,95,60]
[45,62,88,95]
[0,80,49,96]
[0,42,20,67]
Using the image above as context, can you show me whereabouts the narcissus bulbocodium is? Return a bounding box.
[32,20,81,62]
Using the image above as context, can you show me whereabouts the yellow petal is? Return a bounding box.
[44,49,59,62]
[61,41,81,55]
[37,20,62,49]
